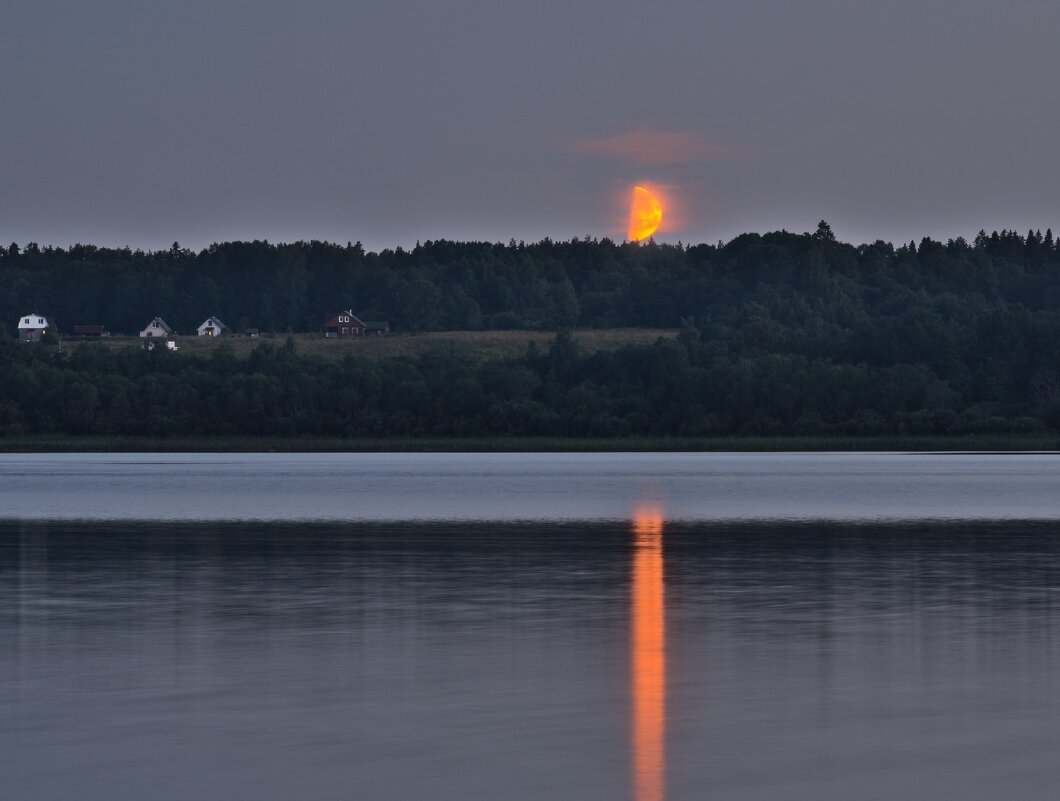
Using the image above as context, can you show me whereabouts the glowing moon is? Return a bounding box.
[628,185,663,241]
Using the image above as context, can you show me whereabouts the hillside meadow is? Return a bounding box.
[58,328,678,361]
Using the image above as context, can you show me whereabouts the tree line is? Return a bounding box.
[3,222,1060,438]
[3,223,1059,336]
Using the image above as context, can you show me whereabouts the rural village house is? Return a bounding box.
[324,310,367,336]
[17,313,51,342]
[323,310,390,337]
[197,317,228,337]
[140,317,175,338]
[72,325,110,337]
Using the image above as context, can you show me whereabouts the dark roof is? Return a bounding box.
[73,325,108,334]
[324,310,367,327]
[364,321,389,330]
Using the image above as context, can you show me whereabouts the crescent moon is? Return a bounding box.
[628,185,663,241]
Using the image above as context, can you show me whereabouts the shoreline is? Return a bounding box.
[1,435,1058,453]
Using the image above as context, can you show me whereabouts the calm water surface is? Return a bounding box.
[3,451,1060,520]
[4,453,1060,800]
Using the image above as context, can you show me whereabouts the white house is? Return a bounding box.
[196,316,228,337]
[17,313,51,342]
[140,317,175,338]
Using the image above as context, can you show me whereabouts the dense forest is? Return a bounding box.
[3,222,1060,439]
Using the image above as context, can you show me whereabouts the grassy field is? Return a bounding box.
[59,329,678,360]
[2,435,1058,453]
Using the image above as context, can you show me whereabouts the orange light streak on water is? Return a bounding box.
[632,505,666,801]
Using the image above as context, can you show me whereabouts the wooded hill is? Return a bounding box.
[3,222,1060,439]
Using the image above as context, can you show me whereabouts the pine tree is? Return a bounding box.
[813,220,836,243]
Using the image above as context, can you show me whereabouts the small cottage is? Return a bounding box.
[140,317,174,338]
[196,316,228,337]
[17,313,51,342]
[73,325,110,337]
[324,310,367,337]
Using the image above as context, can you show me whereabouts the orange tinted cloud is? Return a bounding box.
[569,129,720,165]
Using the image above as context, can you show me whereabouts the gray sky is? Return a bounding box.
[4,0,1060,251]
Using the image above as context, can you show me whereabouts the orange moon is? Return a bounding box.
[628,185,663,241]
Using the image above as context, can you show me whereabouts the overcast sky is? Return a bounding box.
[4,0,1060,251]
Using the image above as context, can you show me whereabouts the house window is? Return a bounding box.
[342,327,349,335]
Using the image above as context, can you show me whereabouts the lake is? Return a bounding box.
[4,453,1060,800]
[4,451,1060,521]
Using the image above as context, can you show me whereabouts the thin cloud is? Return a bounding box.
[567,129,724,165]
